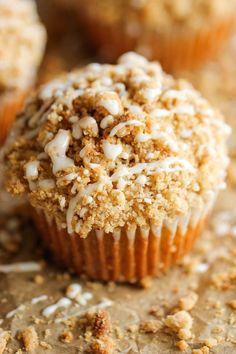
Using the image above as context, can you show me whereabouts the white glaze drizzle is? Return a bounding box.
[212,119,232,136]
[28,181,37,191]
[38,179,55,189]
[31,295,48,305]
[128,104,144,115]
[59,196,66,210]
[180,129,193,138]
[54,298,113,324]
[72,121,82,139]
[57,173,78,184]
[150,108,170,118]
[98,97,121,115]
[79,116,98,135]
[100,115,114,129]
[79,145,90,159]
[45,129,75,174]
[136,175,147,186]
[66,176,111,233]
[76,292,93,306]
[118,52,148,66]
[6,305,25,319]
[28,99,52,128]
[42,297,72,317]
[136,131,179,152]
[25,160,39,180]
[111,157,195,181]
[66,283,82,299]
[162,89,199,101]
[142,87,161,102]
[174,104,195,115]
[67,195,80,234]
[0,262,42,273]
[195,263,209,273]
[102,141,122,160]
[109,120,144,137]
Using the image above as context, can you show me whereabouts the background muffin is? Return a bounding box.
[6,52,230,282]
[0,0,47,143]
[77,0,235,72]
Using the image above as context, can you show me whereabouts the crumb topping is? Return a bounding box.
[80,0,235,31]
[89,336,115,354]
[178,291,198,311]
[0,0,46,91]
[165,310,193,340]
[6,52,230,237]
[59,330,74,343]
[140,319,162,333]
[176,339,189,351]
[18,326,39,352]
[90,310,111,338]
[0,331,10,354]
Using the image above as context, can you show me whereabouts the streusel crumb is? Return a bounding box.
[203,337,218,348]
[192,346,210,354]
[18,326,39,352]
[227,299,236,310]
[140,320,162,333]
[89,336,114,354]
[39,340,52,350]
[179,291,199,311]
[59,330,73,343]
[165,310,193,340]
[33,274,45,285]
[0,331,10,354]
[176,339,189,351]
[90,310,111,338]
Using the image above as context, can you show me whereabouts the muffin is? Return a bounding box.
[6,52,230,283]
[77,0,235,72]
[0,0,47,143]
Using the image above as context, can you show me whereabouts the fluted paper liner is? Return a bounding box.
[80,14,234,72]
[0,91,27,144]
[32,197,215,282]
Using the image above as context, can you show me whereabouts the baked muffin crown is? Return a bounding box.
[0,0,47,91]
[84,0,235,29]
[7,52,230,237]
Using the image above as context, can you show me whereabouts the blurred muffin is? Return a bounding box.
[0,0,46,143]
[6,52,230,282]
[77,0,235,72]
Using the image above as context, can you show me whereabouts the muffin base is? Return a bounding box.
[80,15,234,72]
[0,91,27,144]
[32,207,210,283]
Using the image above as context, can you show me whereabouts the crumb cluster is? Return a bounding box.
[0,331,10,354]
[6,52,230,237]
[18,326,39,352]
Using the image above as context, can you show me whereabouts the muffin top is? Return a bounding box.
[82,0,235,31]
[0,0,47,92]
[6,52,230,237]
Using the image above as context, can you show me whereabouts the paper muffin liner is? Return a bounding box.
[32,195,215,283]
[79,13,234,72]
[0,91,28,144]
